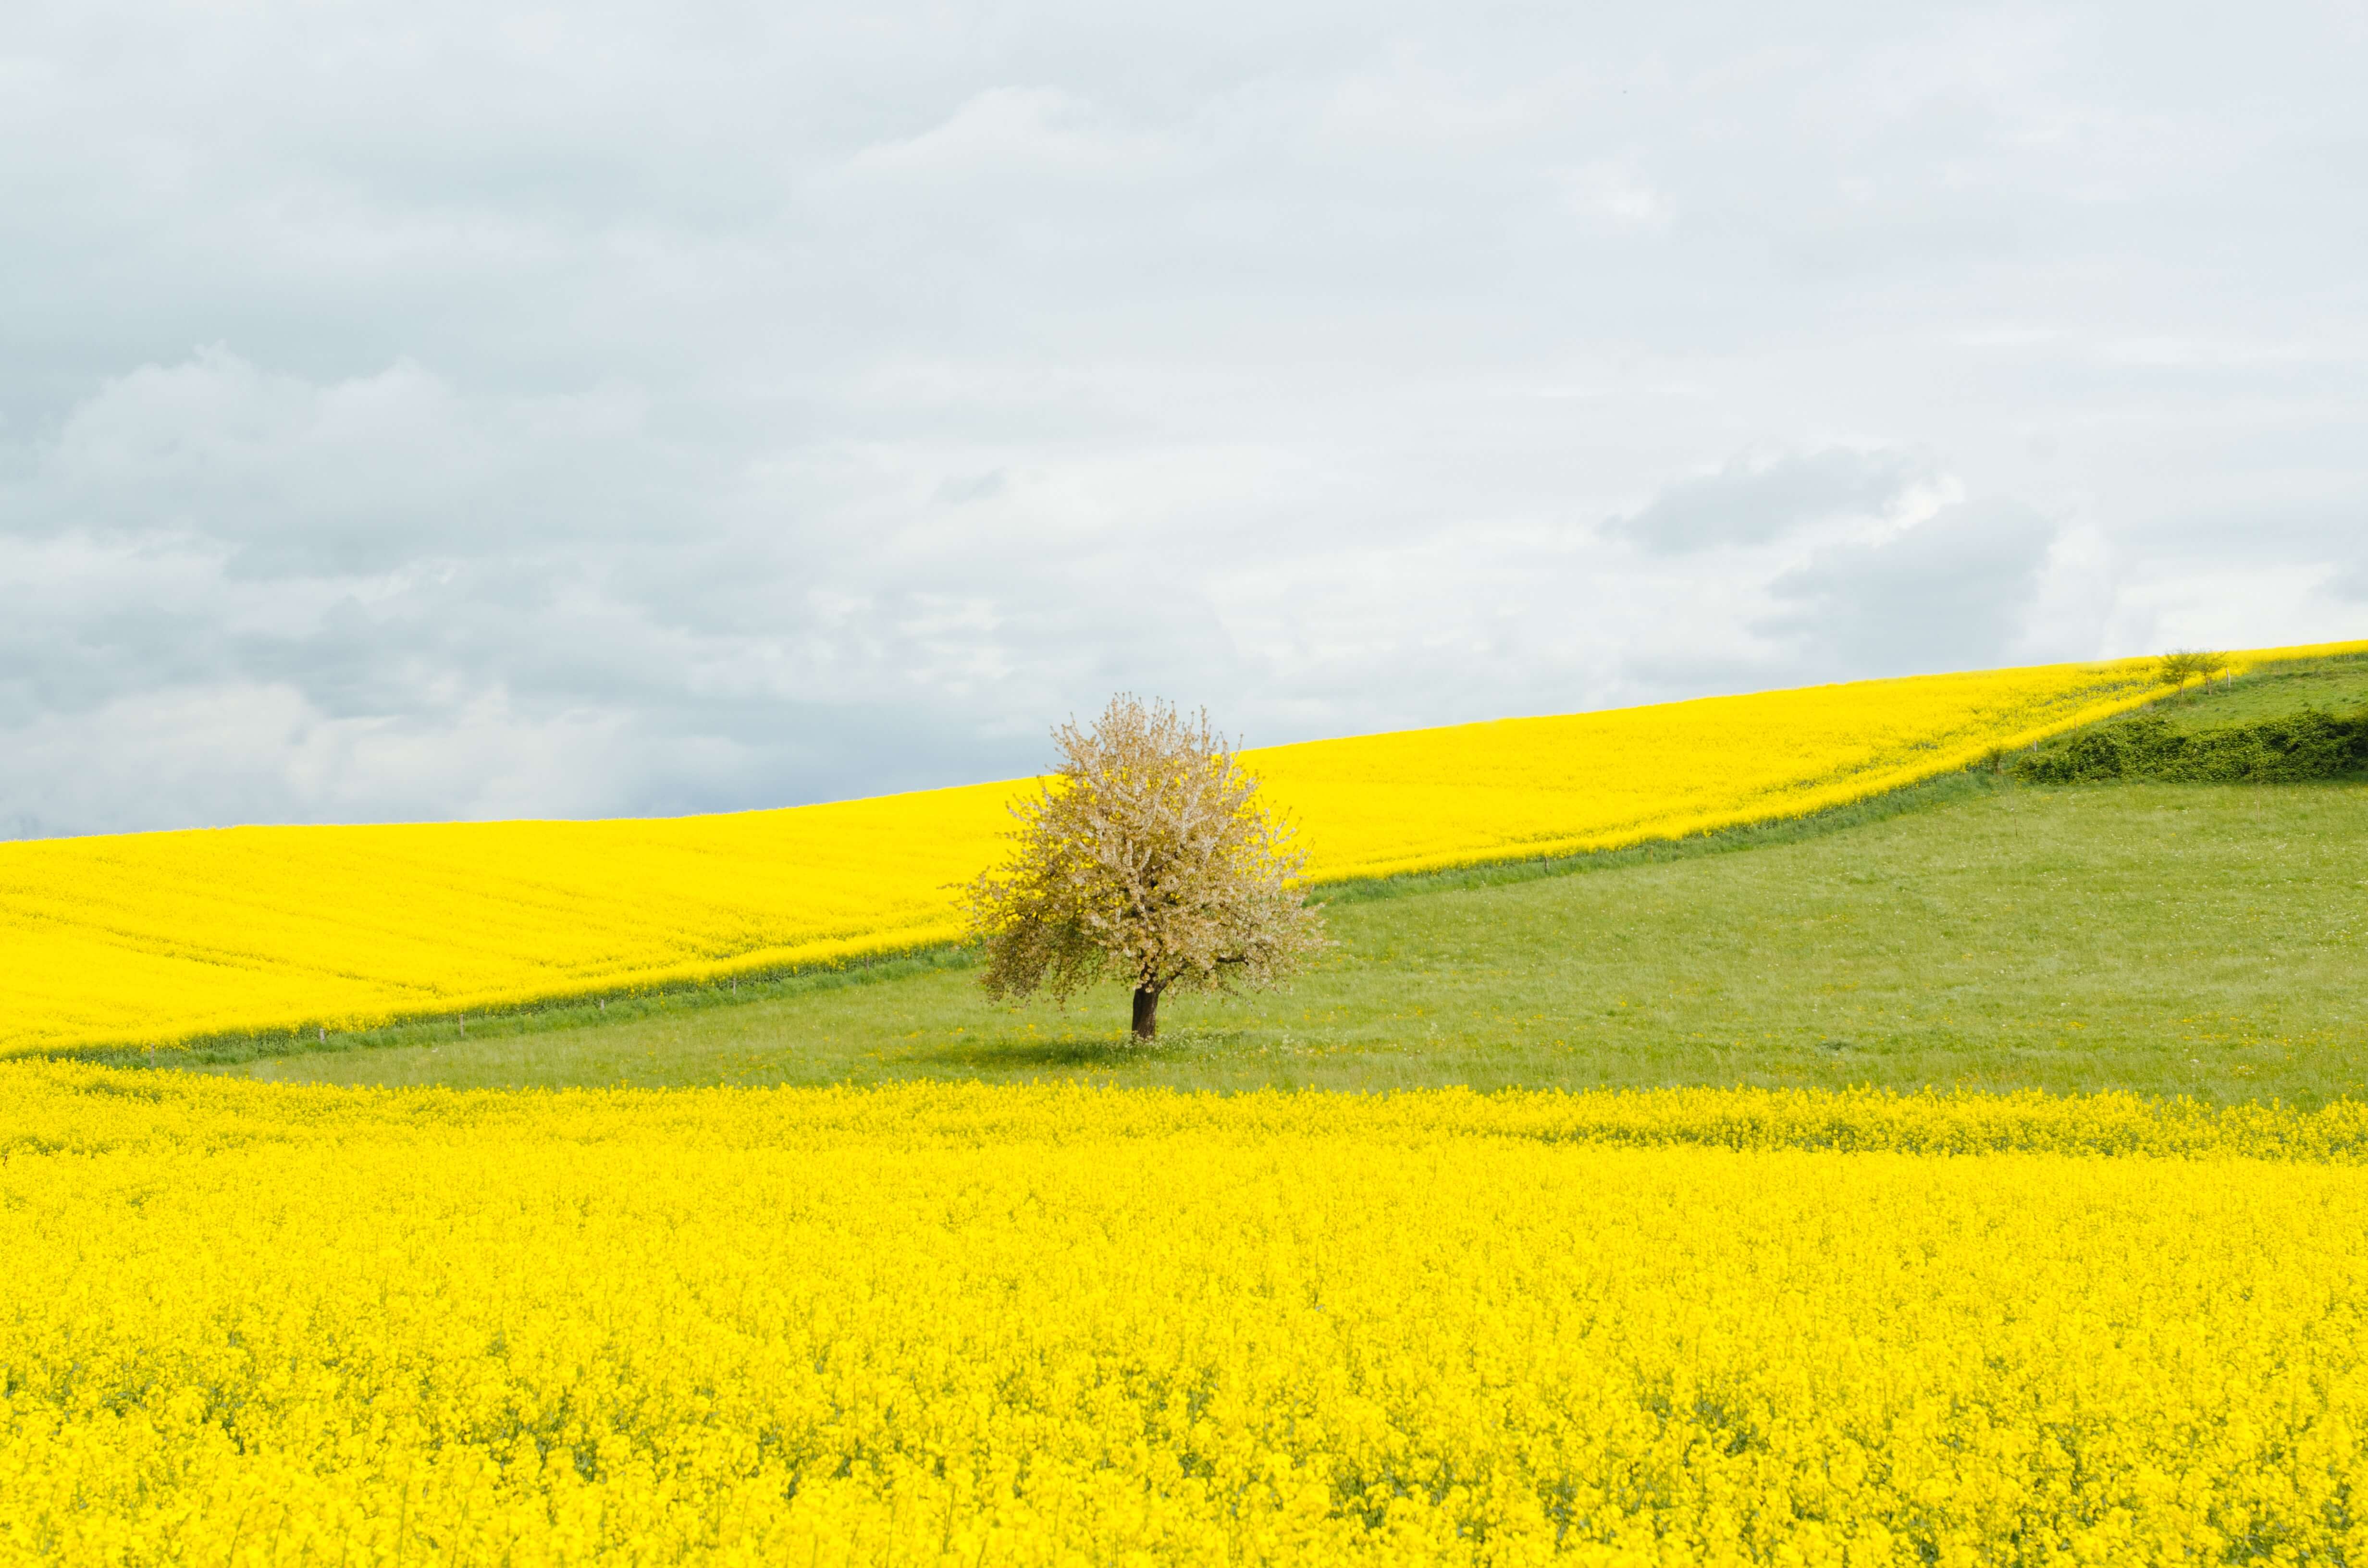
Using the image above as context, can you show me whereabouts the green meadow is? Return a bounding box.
[151,655,2368,1105]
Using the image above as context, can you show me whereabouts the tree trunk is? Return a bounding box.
[1131,985,1161,1041]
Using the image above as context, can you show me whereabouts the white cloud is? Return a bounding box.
[1563,160,1675,231]
[843,88,1135,181]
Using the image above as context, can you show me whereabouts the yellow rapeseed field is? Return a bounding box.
[5,641,2360,1054]
[3,1068,2364,1567]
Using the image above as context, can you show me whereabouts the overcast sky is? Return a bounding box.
[4,0,2364,837]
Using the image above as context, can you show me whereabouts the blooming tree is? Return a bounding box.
[962,695,1330,1039]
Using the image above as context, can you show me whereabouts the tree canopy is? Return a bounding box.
[961,696,1329,1039]
[2156,649,2231,696]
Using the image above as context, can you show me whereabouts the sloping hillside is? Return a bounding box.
[185,651,2368,1105]
[23,647,2330,1055]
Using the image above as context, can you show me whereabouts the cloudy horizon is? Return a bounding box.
[4,0,2365,838]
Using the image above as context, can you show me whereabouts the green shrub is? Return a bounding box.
[2017,708,2368,784]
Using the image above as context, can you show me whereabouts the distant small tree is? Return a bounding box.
[961,696,1330,1040]
[2155,650,2201,694]
[2156,649,2230,700]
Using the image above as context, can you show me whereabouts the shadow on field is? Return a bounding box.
[905,1026,1263,1071]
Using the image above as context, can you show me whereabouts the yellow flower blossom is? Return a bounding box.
[1,1067,2363,1565]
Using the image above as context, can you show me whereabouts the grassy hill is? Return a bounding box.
[2128,654,2368,729]
[166,651,2368,1105]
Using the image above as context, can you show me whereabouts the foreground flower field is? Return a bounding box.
[20,644,2366,1057]
[4,1068,2365,1566]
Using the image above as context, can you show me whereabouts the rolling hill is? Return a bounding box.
[164,645,2368,1105]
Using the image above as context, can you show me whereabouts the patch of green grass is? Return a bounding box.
[2130,650,2368,732]
[183,780,2368,1106]
[99,948,979,1069]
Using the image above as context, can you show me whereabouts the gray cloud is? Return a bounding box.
[1759,501,2060,678]
[8,351,673,575]
[1609,449,1940,555]
[1,0,2366,836]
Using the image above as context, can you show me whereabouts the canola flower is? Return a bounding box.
[5,641,2360,1055]
[2,1067,2365,1567]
